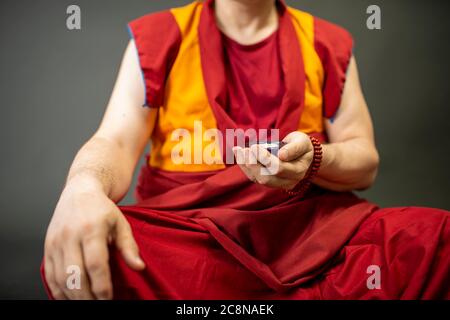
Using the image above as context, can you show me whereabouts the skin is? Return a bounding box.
[233,57,379,191]
[44,0,379,300]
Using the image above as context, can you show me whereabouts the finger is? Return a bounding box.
[273,159,310,180]
[240,153,297,189]
[281,131,304,144]
[247,145,309,182]
[44,255,67,300]
[233,146,258,166]
[240,163,258,182]
[233,147,258,182]
[82,234,113,300]
[249,144,272,166]
[239,143,306,188]
[249,145,281,175]
[241,147,265,176]
[232,146,245,165]
[114,216,145,271]
[279,132,311,162]
[52,247,70,300]
[246,147,258,166]
[249,168,295,189]
[62,241,95,299]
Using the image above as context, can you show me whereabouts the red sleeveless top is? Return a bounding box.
[222,30,284,132]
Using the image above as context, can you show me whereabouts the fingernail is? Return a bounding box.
[278,148,287,159]
[136,257,145,267]
[232,146,242,154]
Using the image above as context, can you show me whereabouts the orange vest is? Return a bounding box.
[128,0,353,172]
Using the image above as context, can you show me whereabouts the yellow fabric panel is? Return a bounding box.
[149,3,326,172]
[150,1,225,172]
[287,8,325,134]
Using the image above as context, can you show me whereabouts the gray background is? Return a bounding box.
[0,0,449,299]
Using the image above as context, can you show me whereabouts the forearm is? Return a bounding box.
[66,136,136,202]
[313,137,379,192]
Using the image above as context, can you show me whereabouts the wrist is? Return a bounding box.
[317,143,335,175]
[285,136,322,196]
[64,173,108,196]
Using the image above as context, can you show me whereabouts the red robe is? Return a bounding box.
[41,0,450,299]
[106,165,449,299]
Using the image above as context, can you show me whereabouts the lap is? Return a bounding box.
[110,209,271,299]
[319,207,450,299]
[110,206,450,299]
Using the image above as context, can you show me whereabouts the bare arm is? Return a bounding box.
[235,56,379,192]
[44,40,157,300]
[314,56,379,191]
[67,41,157,201]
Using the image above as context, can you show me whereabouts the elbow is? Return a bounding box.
[355,169,378,191]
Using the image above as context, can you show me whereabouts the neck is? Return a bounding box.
[214,0,279,45]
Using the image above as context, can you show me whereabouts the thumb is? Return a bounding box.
[279,132,311,162]
[114,215,145,271]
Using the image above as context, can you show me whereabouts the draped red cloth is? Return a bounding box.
[105,164,450,299]
[108,0,450,297]
[41,163,450,299]
[41,0,450,299]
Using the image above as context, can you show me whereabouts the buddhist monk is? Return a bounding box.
[41,0,449,299]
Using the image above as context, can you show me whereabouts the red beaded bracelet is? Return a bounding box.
[284,136,323,197]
